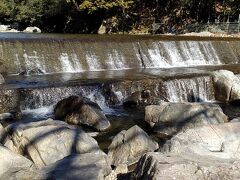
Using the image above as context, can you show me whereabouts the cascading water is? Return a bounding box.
[1,34,239,74]
[164,76,215,102]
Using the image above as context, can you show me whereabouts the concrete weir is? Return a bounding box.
[0,34,239,74]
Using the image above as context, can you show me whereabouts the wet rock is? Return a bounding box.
[34,152,111,180]
[160,123,240,159]
[19,68,45,76]
[134,152,240,180]
[123,90,151,108]
[212,70,240,102]
[23,27,41,33]
[0,144,36,180]
[6,119,102,168]
[54,96,110,131]
[108,125,158,166]
[145,102,227,137]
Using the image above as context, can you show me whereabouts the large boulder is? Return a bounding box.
[54,96,110,131]
[34,152,111,180]
[145,102,228,137]
[134,152,240,180]
[5,119,102,168]
[161,123,240,159]
[212,70,240,102]
[0,144,36,180]
[108,125,158,166]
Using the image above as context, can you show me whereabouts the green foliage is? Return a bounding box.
[0,0,239,33]
[66,0,133,13]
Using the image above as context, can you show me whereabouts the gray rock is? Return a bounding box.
[0,74,4,84]
[105,164,128,180]
[230,117,240,122]
[6,119,102,168]
[0,123,8,144]
[145,102,227,137]
[212,70,240,102]
[54,96,110,131]
[0,144,36,180]
[19,68,45,76]
[23,27,41,33]
[123,90,151,108]
[108,125,158,166]
[161,123,240,160]
[34,152,111,180]
[134,152,240,180]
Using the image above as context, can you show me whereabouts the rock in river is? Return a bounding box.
[161,123,240,159]
[134,152,240,180]
[145,102,228,137]
[54,96,110,131]
[212,70,240,102]
[5,119,102,168]
[108,125,158,166]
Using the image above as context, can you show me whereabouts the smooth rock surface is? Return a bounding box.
[54,96,110,131]
[0,144,36,180]
[6,119,102,168]
[145,102,227,137]
[161,123,240,159]
[212,70,240,102]
[134,152,240,180]
[108,125,158,166]
[34,152,111,180]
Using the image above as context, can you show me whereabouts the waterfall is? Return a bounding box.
[0,34,239,74]
[164,76,215,102]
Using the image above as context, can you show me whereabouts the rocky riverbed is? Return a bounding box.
[1,69,240,180]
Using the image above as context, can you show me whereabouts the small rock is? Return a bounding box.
[108,125,158,166]
[145,102,227,137]
[54,96,110,131]
[123,90,151,108]
[23,27,41,33]
[19,68,45,76]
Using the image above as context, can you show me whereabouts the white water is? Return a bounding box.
[9,40,229,74]
[164,76,215,102]
[23,50,46,72]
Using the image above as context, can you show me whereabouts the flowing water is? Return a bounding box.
[1,33,240,151]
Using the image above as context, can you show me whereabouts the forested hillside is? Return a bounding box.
[0,0,239,33]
